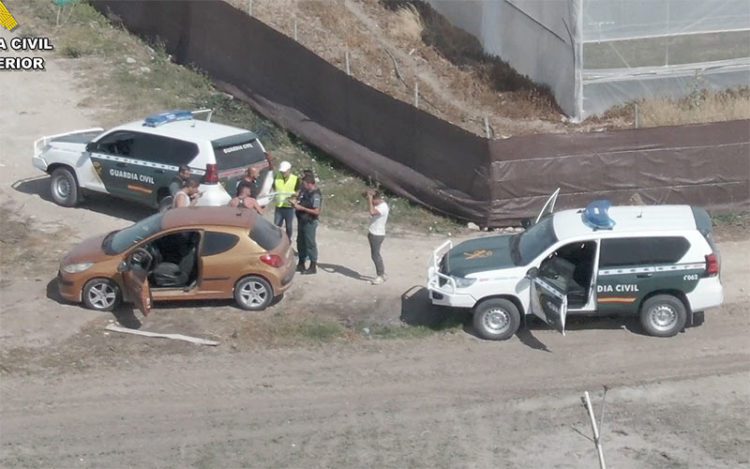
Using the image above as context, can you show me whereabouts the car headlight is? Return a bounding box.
[452,276,476,288]
[62,262,93,274]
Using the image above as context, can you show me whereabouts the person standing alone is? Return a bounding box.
[273,161,300,241]
[366,189,389,285]
[292,174,322,274]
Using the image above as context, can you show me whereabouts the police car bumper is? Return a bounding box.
[427,267,476,308]
[32,155,48,172]
[686,277,724,312]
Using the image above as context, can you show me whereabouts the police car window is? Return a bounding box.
[104,212,164,255]
[515,217,558,265]
[95,131,135,157]
[130,134,198,166]
[599,237,690,267]
[202,232,239,256]
[213,133,266,170]
[249,216,283,251]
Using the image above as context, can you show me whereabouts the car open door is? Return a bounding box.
[534,188,561,224]
[121,248,153,316]
[529,275,568,335]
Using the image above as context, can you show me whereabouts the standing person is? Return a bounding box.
[236,166,262,198]
[292,174,322,274]
[172,179,201,208]
[169,165,192,197]
[273,161,300,241]
[229,185,263,213]
[366,189,389,285]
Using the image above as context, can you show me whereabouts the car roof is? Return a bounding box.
[162,207,256,230]
[114,119,257,143]
[553,205,697,240]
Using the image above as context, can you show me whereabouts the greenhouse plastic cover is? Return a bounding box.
[426,0,750,120]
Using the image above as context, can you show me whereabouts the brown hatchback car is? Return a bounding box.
[57,207,295,315]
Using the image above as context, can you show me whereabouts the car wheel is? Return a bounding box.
[82,278,121,311]
[50,167,80,207]
[234,276,273,311]
[473,298,520,341]
[640,294,687,337]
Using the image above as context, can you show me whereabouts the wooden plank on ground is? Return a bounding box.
[105,324,219,346]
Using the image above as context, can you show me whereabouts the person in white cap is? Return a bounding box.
[272,161,300,241]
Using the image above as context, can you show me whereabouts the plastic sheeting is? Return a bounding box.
[426,0,750,120]
[91,0,750,226]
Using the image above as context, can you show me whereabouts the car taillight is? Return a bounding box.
[705,253,719,277]
[260,254,283,268]
[204,163,219,184]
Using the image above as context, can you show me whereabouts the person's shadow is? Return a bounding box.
[317,263,372,282]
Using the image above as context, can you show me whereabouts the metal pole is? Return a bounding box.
[345,48,351,76]
[414,80,419,108]
[294,19,298,41]
[584,391,607,469]
[634,103,640,128]
[484,116,491,138]
[247,0,252,16]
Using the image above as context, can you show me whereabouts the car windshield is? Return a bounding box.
[103,213,164,255]
[513,217,558,265]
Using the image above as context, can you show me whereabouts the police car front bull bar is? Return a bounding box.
[428,240,457,295]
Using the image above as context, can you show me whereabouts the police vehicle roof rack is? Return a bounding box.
[143,110,194,127]
[582,199,615,230]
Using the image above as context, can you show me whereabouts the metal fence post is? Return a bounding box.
[414,79,419,108]
[345,48,351,76]
[247,0,252,16]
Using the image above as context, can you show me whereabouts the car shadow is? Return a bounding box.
[318,263,371,282]
[399,286,471,330]
[12,176,154,222]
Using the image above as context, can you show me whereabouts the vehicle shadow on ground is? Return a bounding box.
[12,176,153,222]
[318,263,371,282]
[399,286,471,331]
[524,315,648,337]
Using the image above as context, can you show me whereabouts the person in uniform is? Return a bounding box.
[366,189,389,285]
[273,161,300,241]
[169,165,192,197]
[292,174,322,274]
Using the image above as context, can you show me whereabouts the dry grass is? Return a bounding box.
[390,4,423,42]
[639,89,750,127]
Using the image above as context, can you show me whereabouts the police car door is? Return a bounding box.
[528,269,568,335]
[88,131,140,200]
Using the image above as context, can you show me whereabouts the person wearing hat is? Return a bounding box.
[273,161,300,241]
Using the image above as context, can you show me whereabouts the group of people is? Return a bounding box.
[168,161,389,284]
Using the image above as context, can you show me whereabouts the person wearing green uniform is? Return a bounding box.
[292,174,322,274]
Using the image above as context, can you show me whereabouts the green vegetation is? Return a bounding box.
[12,0,462,235]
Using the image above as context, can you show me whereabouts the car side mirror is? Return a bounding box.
[521,218,532,229]
[117,261,129,273]
[85,142,95,153]
[526,267,539,279]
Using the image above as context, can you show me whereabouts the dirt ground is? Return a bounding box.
[1,26,750,469]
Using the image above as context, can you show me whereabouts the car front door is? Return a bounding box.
[121,248,153,316]
[528,267,568,335]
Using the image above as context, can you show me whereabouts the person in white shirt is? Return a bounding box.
[366,189,389,285]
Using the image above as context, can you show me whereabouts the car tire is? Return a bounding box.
[234,276,273,311]
[82,278,121,311]
[639,294,687,337]
[50,167,80,207]
[473,298,521,341]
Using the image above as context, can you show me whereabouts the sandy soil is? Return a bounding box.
[1,26,750,469]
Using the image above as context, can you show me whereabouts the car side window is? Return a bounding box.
[95,131,137,157]
[600,237,690,267]
[202,232,239,256]
[130,134,199,166]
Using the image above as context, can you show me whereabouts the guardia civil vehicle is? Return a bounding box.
[32,110,273,210]
[427,191,723,340]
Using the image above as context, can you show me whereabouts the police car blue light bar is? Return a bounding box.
[143,110,193,127]
[582,199,615,230]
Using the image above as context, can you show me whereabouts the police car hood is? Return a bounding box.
[47,131,100,152]
[445,235,516,278]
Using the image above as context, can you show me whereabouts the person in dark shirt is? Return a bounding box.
[236,166,262,198]
[292,174,322,274]
[169,165,192,197]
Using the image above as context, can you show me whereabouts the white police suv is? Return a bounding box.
[32,110,273,210]
[427,192,723,340]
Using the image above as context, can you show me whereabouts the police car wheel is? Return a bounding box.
[234,275,273,311]
[82,278,121,311]
[473,298,520,341]
[50,167,80,207]
[640,294,687,337]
